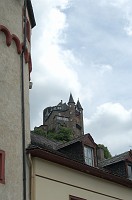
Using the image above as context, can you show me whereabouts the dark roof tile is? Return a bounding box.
[99,150,132,167]
[31,133,61,150]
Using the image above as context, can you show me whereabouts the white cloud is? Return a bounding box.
[92,63,112,76]
[106,0,132,37]
[124,9,132,36]
[108,0,129,7]
[84,103,132,155]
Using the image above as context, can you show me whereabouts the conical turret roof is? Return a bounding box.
[68,93,75,104]
[77,99,83,110]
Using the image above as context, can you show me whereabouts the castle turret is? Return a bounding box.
[77,99,83,110]
[68,93,77,138]
[76,99,84,135]
[0,1,35,200]
[68,93,75,104]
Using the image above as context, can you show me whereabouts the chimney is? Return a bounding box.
[97,147,105,161]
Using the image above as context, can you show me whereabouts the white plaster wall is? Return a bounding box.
[0,0,23,39]
[33,158,132,200]
[0,0,31,199]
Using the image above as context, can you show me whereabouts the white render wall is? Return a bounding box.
[33,158,132,200]
[0,0,30,200]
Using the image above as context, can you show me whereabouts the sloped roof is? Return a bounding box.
[56,133,96,150]
[68,93,75,104]
[27,0,36,28]
[31,133,61,150]
[27,133,132,187]
[27,146,132,189]
[99,150,132,167]
[77,99,83,110]
[31,133,89,151]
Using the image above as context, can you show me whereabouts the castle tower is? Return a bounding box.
[76,99,84,135]
[68,93,77,137]
[68,94,84,138]
[0,1,35,200]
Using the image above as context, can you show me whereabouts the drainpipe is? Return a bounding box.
[21,0,27,200]
[28,154,34,200]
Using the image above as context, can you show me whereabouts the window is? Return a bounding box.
[0,150,5,184]
[127,165,132,180]
[84,146,94,166]
[76,124,81,130]
[57,116,69,121]
[57,106,61,110]
[69,195,86,200]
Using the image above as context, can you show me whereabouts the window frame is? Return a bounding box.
[84,146,94,166]
[0,150,5,184]
[127,164,132,180]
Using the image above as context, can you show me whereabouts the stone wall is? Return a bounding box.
[44,103,84,138]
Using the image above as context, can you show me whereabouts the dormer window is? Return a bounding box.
[127,165,132,180]
[84,146,94,166]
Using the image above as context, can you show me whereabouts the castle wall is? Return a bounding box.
[45,110,70,131]
[44,102,84,138]
[0,1,30,199]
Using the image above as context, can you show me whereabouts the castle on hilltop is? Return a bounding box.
[43,94,84,138]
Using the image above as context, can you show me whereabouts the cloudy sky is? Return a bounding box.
[30,0,132,155]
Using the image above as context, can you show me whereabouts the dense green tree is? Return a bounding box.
[32,126,73,142]
[98,144,112,159]
[55,127,73,142]
[33,126,47,137]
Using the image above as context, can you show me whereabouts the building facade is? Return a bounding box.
[43,94,84,138]
[30,157,132,200]
[27,135,132,200]
[0,1,35,200]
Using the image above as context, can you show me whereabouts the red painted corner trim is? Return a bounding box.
[12,34,22,54]
[0,25,12,46]
[0,150,5,184]
[24,48,29,64]
[0,24,33,79]
[28,53,32,73]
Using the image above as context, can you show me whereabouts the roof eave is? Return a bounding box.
[27,0,36,28]
[27,148,132,188]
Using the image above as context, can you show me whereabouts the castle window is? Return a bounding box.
[0,150,5,184]
[84,146,94,166]
[57,106,61,110]
[128,165,132,180]
[57,116,69,121]
[76,124,81,130]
